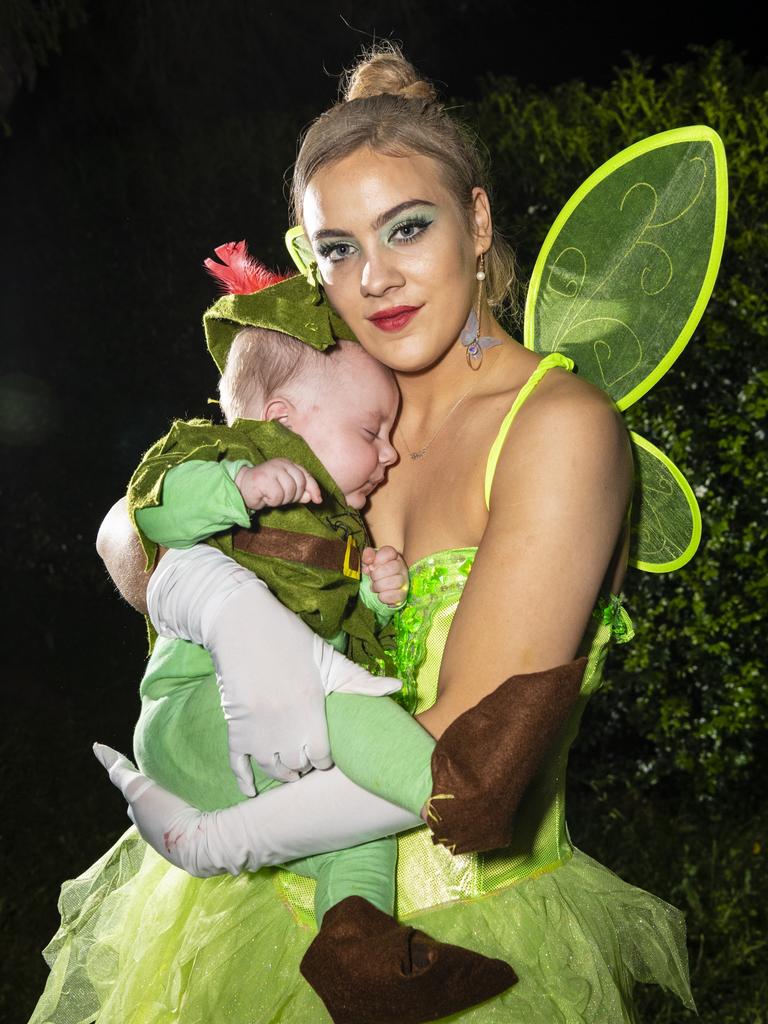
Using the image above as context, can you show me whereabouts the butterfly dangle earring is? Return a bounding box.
[461,253,500,370]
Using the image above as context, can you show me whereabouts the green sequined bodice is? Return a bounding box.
[276,548,632,923]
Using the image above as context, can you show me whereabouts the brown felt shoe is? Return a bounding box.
[300,895,517,1024]
[427,656,588,855]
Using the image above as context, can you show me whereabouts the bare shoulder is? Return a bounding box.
[489,364,633,509]
[524,364,622,434]
[517,365,627,455]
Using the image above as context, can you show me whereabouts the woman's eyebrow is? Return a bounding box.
[372,199,435,230]
[312,199,435,242]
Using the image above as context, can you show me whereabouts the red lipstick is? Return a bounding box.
[366,305,422,332]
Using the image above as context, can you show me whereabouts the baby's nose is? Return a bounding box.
[380,440,398,466]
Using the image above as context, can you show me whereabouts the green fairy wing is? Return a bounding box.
[629,432,702,572]
[524,126,727,571]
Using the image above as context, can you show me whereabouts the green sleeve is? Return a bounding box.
[134,459,253,549]
[358,571,407,628]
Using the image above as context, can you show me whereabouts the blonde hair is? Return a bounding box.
[218,328,329,424]
[290,43,519,316]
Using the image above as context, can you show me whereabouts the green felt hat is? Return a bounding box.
[203,270,355,374]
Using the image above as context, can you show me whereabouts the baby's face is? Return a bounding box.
[291,342,400,509]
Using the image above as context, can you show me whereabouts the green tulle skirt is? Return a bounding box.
[30,826,693,1024]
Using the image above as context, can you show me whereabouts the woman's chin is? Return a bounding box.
[354,329,441,373]
[365,349,441,375]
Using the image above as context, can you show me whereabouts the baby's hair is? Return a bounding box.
[218,327,332,424]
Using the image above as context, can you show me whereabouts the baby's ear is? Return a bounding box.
[262,397,294,426]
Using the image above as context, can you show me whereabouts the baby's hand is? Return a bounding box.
[236,460,322,511]
[362,546,409,607]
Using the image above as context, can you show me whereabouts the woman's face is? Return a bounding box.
[301,148,490,373]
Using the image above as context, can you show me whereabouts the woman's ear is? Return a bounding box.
[262,396,295,427]
[470,187,493,256]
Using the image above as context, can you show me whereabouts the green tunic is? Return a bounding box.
[129,416,398,810]
[129,416,396,670]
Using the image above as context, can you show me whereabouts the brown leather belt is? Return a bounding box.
[232,525,361,580]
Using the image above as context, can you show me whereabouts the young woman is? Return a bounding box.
[30,47,694,1024]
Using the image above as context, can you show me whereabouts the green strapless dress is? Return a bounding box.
[30,548,693,1024]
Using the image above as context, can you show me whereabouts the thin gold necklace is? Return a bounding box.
[398,351,503,461]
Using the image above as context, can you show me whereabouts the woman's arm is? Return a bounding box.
[96,497,152,615]
[418,376,633,739]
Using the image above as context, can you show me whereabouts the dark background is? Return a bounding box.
[2,3,765,1022]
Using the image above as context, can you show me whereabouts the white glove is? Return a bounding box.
[94,743,421,877]
[147,544,400,791]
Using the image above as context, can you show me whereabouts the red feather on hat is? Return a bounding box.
[204,240,293,295]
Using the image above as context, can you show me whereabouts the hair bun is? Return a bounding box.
[343,45,438,103]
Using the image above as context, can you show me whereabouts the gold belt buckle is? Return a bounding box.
[343,535,361,580]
